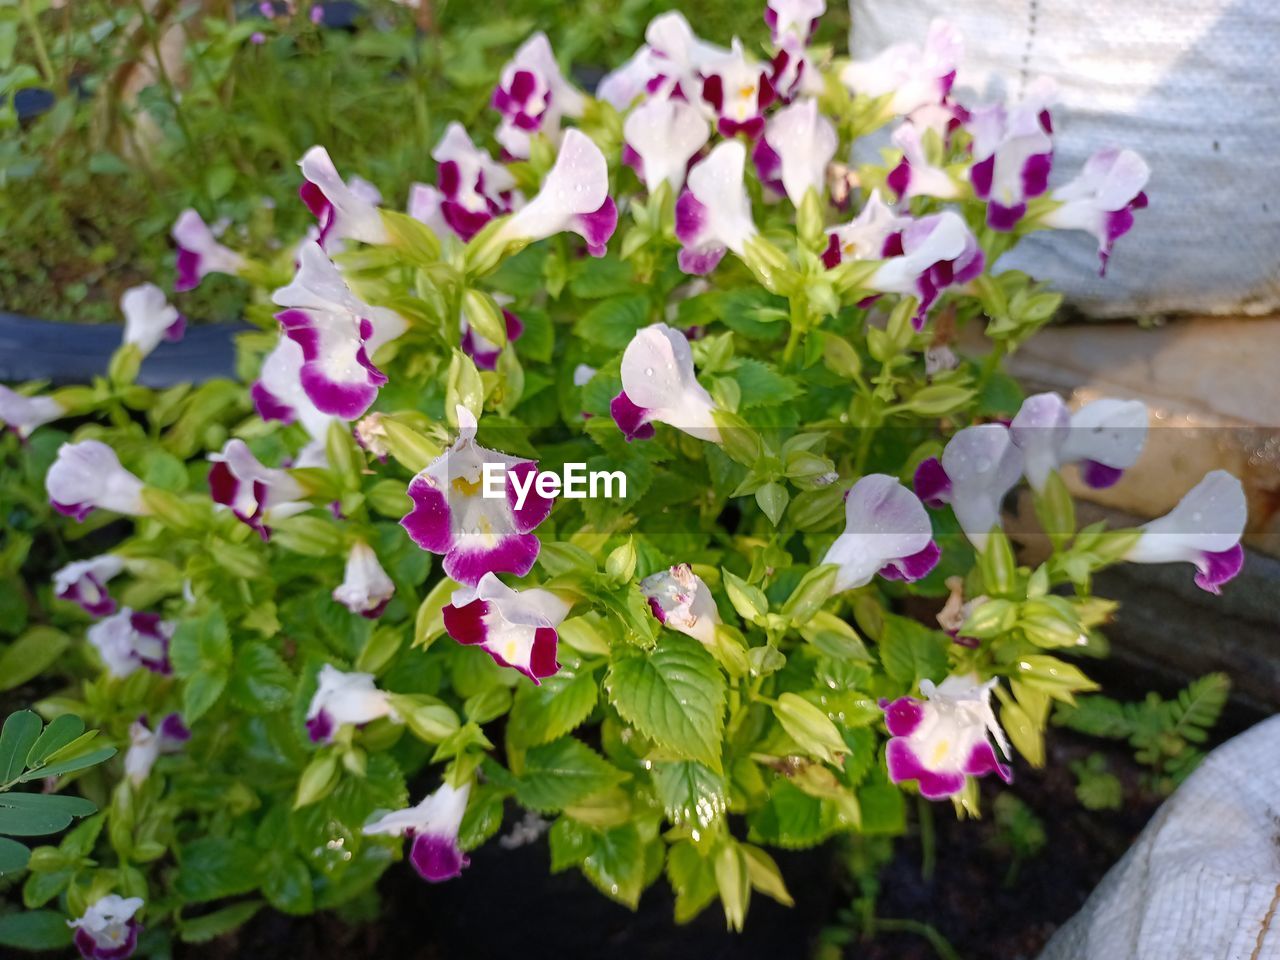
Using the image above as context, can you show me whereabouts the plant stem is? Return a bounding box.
[19,0,57,90]
[870,918,963,960]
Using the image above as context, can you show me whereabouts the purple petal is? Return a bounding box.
[677,246,727,276]
[159,712,192,742]
[969,155,994,199]
[175,249,202,293]
[306,708,334,743]
[52,499,94,522]
[610,390,656,442]
[964,741,1013,784]
[878,539,941,582]
[1194,543,1245,595]
[444,533,541,587]
[752,137,783,194]
[913,457,952,508]
[400,477,456,554]
[886,158,911,200]
[986,200,1026,232]
[574,197,618,257]
[883,697,923,737]
[886,738,966,800]
[674,190,707,246]
[251,381,296,424]
[821,234,842,269]
[1080,459,1125,489]
[1022,151,1053,199]
[506,461,554,533]
[646,595,667,624]
[441,200,493,242]
[409,831,469,883]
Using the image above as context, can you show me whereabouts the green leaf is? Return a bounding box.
[458,785,505,852]
[605,635,726,771]
[182,669,228,724]
[0,711,42,782]
[178,900,265,944]
[23,715,85,770]
[579,823,649,909]
[729,359,801,408]
[0,836,30,875]
[877,614,949,687]
[507,668,599,748]
[171,607,232,678]
[0,909,74,950]
[0,792,95,836]
[666,840,718,923]
[175,837,262,903]
[227,642,294,713]
[16,748,116,784]
[264,855,314,915]
[651,761,727,829]
[748,779,849,849]
[513,738,627,813]
[572,294,650,349]
[0,629,71,692]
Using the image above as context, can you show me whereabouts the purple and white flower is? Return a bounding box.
[596,45,668,111]
[46,441,148,522]
[886,122,962,201]
[610,323,720,443]
[700,39,776,139]
[622,96,711,195]
[208,439,310,539]
[765,0,825,47]
[460,301,523,372]
[1040,147,1150,274]
[124,713,190,787]
[432,122,520,241]
[251,335,337,441]
[674,140,757,275]
[401,407,554,586]
[69,894,143,960]
[768,36,822,105]
[1010,392,1148,492]
[840,18,961,120]
[1124,470,1247,594]
[407,182,449,237]
[883,674,1012,800]
[639,563,720,646]
[363,781,472,883]
[298,146,390,247]
[862,211,984,327]
[120,283,184,357]
[54,555,125,617]
[172,209,247,292]
[0,386,63,438]
[914,423,1024,550]
[491,32,586,159]
[271,241,388,419]
[442,572,570,682]
[305,663,398,743]
[967,78,1057,231]
[822,189,906,268]
[753,98,837,206]
[493,129,617,257]
[333,541,396,618]
[823,474,940,592]
[87,609,173,678]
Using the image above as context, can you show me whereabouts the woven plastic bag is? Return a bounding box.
[1036,714,1280,960]
[848,0,1280,318]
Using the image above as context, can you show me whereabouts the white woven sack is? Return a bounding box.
[1036,713,1280,960]
[848,0,1280,318]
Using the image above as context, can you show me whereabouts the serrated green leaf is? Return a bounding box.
[666,840,718,923]
[458,785,505,852]
[228,642,294,713]
[513,738,627,813]
[175,837,262,903]
[579,823,649,909]
[651,761,727,829]
[748,779,849,849]
[507,668,599,748]
[572,294,650,349]
[182,669,228,725]
[171,607,232,678]
[730,359,801,408]
[877,614,949,687]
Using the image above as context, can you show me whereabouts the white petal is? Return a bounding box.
[121,282,181,356]
[769,99,838,206]
[1127,470,1246,563]
[941,424,1023,550]
[823,474,933,591]
[503,129,609,244]
[1009,392,1070,491]
[1061,398,1148,469]
[687,141,756,254]
[619,324,720,442]
[625,97,711,193]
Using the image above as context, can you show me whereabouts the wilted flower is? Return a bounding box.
[491,32,585,159]
[46,441,148,522]
[443,572,570,682]
[208,438,311,539]
[171,209,247,292]
[54,555,125,617]
[124,713,190,786]
[622,96,711,195]
[915,423,1024,550]
[332,541,396,618]
[69,894,143,960]
[1009,392,1148,492]
[87,609,173,678]
[840,18,961,119]
[1040,147,1150,274]
[0,386,63,438]
[823,474,940,592]
[305,663,398,742]
[120,283,184,358]
[1124,470,1247,594]
[432,122,520,241]
[967,78,1056,230]
[363,781,472,882]
[611,323,720,443]
[675,141,757,275]
[700,39,776,139]
[883,674,1012,800]
[299,146,390,247]
[401,407,554,586]
[640,563,720,645]
[753,98,838,206]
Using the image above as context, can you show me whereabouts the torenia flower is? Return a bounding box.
[251,335,336,441]
[823,474,940,593]
[401,407,554,586]
[674,140,757,275]
[639,563,720,645]
[840,18,961,119]
[596,46,667,110]
[69,894,144,960]
[645,11,726,94]
[363,781,472,883]
[883,674,1012,800]
[299,146,390,246]
[914,423,1024,551]
[886,122,962,201]
[87,610,173,678]
[700,39,776,139]
[822,189,906,268]
[46,441,148,521]
[305,663,398,742]
[407,182,449,236]
[0,385,63,438]
[768,36,821,104]
[753,98,837,206]
[432,122,520,241]
[208,439,310,539]
[865,211,984,327]
[765,0,825,46]
[120,283,184,357]
[610,323,720,443]
[1124,470,1247,594]
[460,299,523,372]
[494,129,618,257]
[622,96,711,195]
[172,209,246,292]
[967,78,1057,230]
[124,713,190,787]
[54,555,125,617]
[491,32,586,159]
[332,541,396,618]
[1010,392,1148,492]
[272,241,388,419]
[1040,147,1150,274]
[443,572,570,682]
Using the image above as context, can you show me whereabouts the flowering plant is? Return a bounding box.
[0,2,1247,952]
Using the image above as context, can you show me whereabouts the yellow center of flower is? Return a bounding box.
[452,476,483,497]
